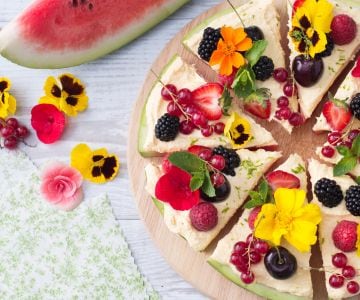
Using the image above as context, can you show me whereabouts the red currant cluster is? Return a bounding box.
[330,252,359,294]
[230,234,270,284]
[272,68,304,126]
[0,117,30,150]
[161,84,225,137]
[322,129,360,158]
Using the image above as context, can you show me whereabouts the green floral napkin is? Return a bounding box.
[0,150,158,299]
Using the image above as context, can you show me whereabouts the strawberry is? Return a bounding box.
[331,14,357,46]
[191,83,223,120]
[248,206,261,230]
[266,170,300,190]
[322,98,352,132]
[218,67,238,87]
[187,145,211,156]
[243,89,271,119]
[351,57,360,78]
[332,220,358,252]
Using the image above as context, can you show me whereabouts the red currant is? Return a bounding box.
[15,125,29,138]
[161,84,177,101]
[253,240,270,255]
[340,140,352,148]
[230,253,242,266]
[347,281,360,294]
[273,68,289,83]
[233,241,248,255]
[0,126,15,138]
[192,112,208,128]
[183,105,198,115]
[6,117,18,128]
[328,132,342,145]
[214,122,225,134]
[179,120,195,135]
[321,146,335,158]
[332,253,347,268]
[348,129,360,142]
[283,81,298,97]
[246,234,257,245]
[288,112,304,126]
[277,96,289,108]
[241,271,255,284]
[275,107,292,120]
[329,274,345,288]
[4,136,18,149]
[211,173,225,188]
[250,251,261,264]
[201,126,213,137]
[177,88,192,104]
[209,155,226,171]
[342,265,356,279]
[167,102,182,117]
[236,262,250,273]
[198,149,212,161]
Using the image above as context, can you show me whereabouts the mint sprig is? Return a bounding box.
[219,86,233,116]
[244,180,273,209]
[333,135,360,177]
[168,151,216,197]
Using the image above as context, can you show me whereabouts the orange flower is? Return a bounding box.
[209,26,253,76]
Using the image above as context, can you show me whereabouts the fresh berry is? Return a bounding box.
[241,271,255,284]
[0,126,15,138]
[248,206,261,230]
[323,99,352,131]
[4,136,18,149]
[16,126,29,138]
[266,170,300,190]
[348,129,360,142]
[273,68,289,83]
[167,102,182,117]
[214,122,225,134]
[155,113,180,142]
[183,104,198,115]
[293,55,324,87]
[244,26,264,41]
[189,202,218,231]
[332,220,358,252]
[253,240,270,255]
[331,14,357,46]
[179,120,195,135]
[218,67,237,87]
[188,145,211,156]
[264,247,297,280]
[161,84,177,101]
[345,185,360,216]
[277,96,289,108]
[342,265,356,279]
[332,253,348,268]
[329,274,345,288]
[230,252,248,270]
[350,93,360,120]
[275,107,292,120]
[211,173,225,188]
[321,146,335,158]
[200,176,231,203]
[198,27,221,62]
[244,98,271,120]
[314,178,343,208]
[233,241,247,255]
[198,149,213,161]
[252,56,274,81]
[316,34,334,58]
[212,146,241,176]
[347,281,360,294]
[340,140,353,148]
[283,81,298,97]
[246,234,257,245]
[161,154,173,173]
[352,58,360,78]
[6,118,19,128]
[288,112,304,126]
[328,132,342,145]
[191,83,223,120]
[201,126,213,137]
[250,251,262,264]
[210,154,226,171]
[177,88,192,105]
[192,112,208,128]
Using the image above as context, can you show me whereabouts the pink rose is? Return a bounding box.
[40,162,83,211]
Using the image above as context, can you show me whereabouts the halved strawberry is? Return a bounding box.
[266,170,300,190]
[191,83,223,120]
[243,89,271,120]
[187,145,211,156]
[351,57,360,78]
[323,98,352,132]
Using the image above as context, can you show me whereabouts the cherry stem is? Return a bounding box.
[226,0,246,28]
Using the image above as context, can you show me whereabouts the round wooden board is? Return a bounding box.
[128,1,357,299]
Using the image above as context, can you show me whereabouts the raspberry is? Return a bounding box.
[332,220,358,252]
[248,206,261,230]
[189,202,218,232]
[331,14,357,46]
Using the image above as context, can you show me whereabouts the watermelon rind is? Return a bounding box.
[0,0,189,69]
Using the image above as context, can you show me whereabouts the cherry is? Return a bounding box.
[328,132,342,145]
[179,120,195,135]
[16,126,29,139]
[177,88,192,104]
[192,112,208,128]
[161,84,177,101]
[273,68,289,83]
[233,241,248,255]
[4,136,18,149]
[289,112,304,126]
[348,129,360,142]
[0,126,15,138]
[241,271,255,284]
[347,281,360,294]
[214,122,225,134]
[283,81,298,97]
[6,117,19,128]
[209,155,226,171]
[329,274,344,288]
[167,102,182,117]
[201,126,213,137]
[250,251,261,264]
[198,149,212,161]
[321,146,335,158]
[277,96,289,108]
[342,265,356,279]
[211,173,225,188]
[254,240,270,255]
[292,55,324,87]
[332,253,347,268]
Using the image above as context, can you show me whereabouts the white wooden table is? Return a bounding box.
[0,1,222,299]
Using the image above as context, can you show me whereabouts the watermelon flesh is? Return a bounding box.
[0,0,189,68]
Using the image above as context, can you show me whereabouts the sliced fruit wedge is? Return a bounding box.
[138,55,277,157]
[145,149,281,251]
[209,154,313,299]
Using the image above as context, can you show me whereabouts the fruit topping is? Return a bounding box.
[198,148,213,161]
[266,170,300,190]
[248,206,261,230]
[328,131,342,145]
[191,83,223,120]
[244,96,271,120]
[209,154,226,171]
[288,112,304,126]
[212,146,240,176]
[331,14,357,46]
[189,202,218,232]
[292,55,324,87]
[352,57,360,78]
[179,120,195,135]
[316,33,334,58]
[214,122,225,134]
[0,117,31,150]
[275,107,292,121]
[348,129,360,142]
[177,88,192,105]
[241,271,255,284]
[332,220,358,252]
[167,102,182,117]
[161,84,177,101]
[345,185,360,216]
[161,153,174,173]
[200,175,231,203]
[218,67,237,87]
[277,96,289,108]
[154,113,180,142]
[347,281,360,294]
[350,93,360,120]
[273,68,289,83]
[253,239,270,255]
[244,26,264,41]
[283,80,298,97]
[322,98,352,132]
[198,27,222,62]
[314,178,343,208]
[187,145,211,156]
[252,56,274,81]
[211,172,225,188]
[321,145,335,158]
[342,265,356,279]
[329,274,345,288]
[332,252,348,268]
[264,247,297,280]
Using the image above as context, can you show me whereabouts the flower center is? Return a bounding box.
[223,42,236,56]
[276,212,293,230]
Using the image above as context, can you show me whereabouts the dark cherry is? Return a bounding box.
[200,174,231,203]
[292,55,324,87]
[264,246,297,280]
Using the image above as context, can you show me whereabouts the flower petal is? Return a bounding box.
[230,52,245,69]
[284,219,318,252]
[293,203,322,224]
[7,94,16,115]
[43,76,62,99]
[209,49,225,66]
[219,55,234,76]
[233,28,247,45]
[59,73,85,96]
[39,95,60,109]
[0,78,11,92]
[274,188,306,214]
[220,26,234,42]
[236,37,253,52]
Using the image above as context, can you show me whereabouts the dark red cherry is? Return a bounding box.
[292,55,324,87]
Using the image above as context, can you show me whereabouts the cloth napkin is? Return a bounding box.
[0,150,158,300]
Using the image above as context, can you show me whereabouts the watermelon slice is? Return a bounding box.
[0,0,189,68]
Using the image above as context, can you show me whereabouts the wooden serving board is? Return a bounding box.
[128,0,356,298]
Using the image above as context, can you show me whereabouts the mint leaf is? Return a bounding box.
[333,156,357,177]
[337,146,352,157]
[244,180,271,209]
[202,171,216,197]
[258,180,269,200]
[190,171,205,191]
[244,197,264,209]
[168,152,205,174]
[219,86,233,116]
[232,66,256,99]
[351,135,360,157]
[245,40,268,66]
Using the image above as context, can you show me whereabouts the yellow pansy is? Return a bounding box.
[224,112,252,149]
[0,77,16,119]
[254,188,322,252]
[71,143,120,184]
[290,0,333,58]
[39,73,88,117]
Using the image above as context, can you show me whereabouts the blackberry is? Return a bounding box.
[252,56,274,81]
[212,146,240,176]
[155,113,180,142]
[198,27,221,62]
[345,185,360,216]
[244,26,264,41]
[314,178,343,208]
[316,34,334,58]
[350,93,360,120]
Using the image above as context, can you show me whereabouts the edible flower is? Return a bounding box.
[40,162,83,211]
[39,73,88,117]
[31,104,66,144]
[155,166,199,211]
[209,26,252,76]
[224,112,252,149]
[0,77,16,119]
[254,188,322,252]
[71,143,119,184]
[290,0,333,58]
